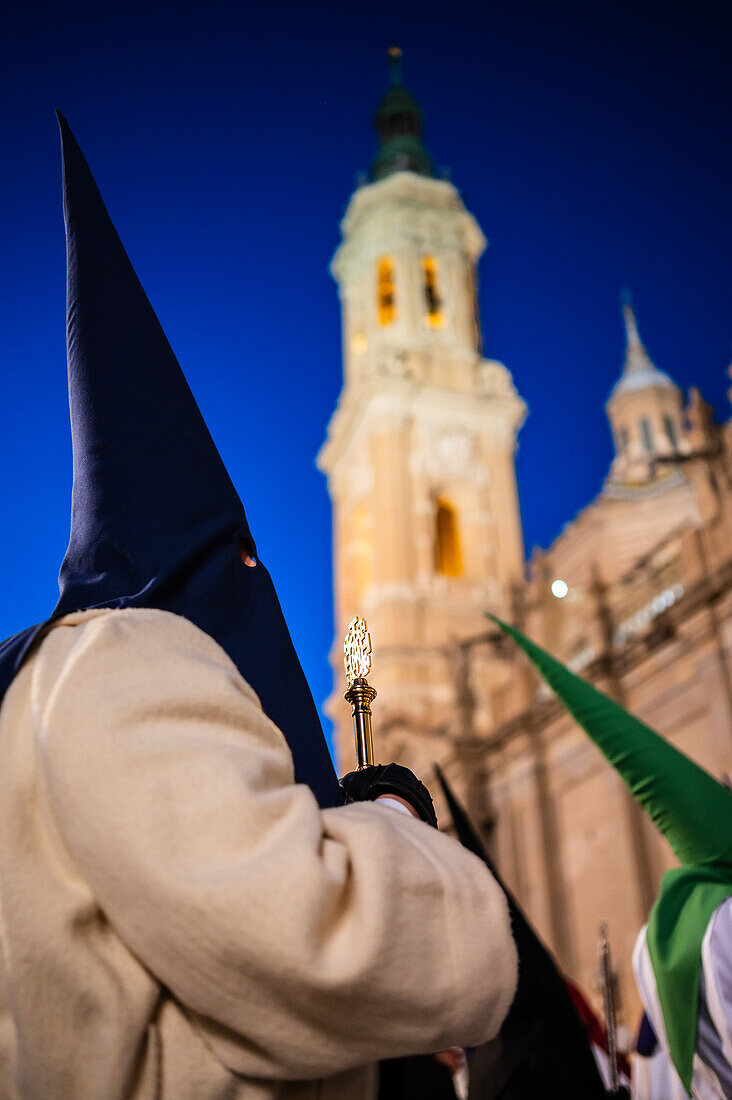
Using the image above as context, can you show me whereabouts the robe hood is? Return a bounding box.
[488,613,732,1092]
[0,114,341,810]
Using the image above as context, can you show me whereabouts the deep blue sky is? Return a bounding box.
[1,0,730,752]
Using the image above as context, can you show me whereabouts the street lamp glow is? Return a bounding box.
[551,578,569,599]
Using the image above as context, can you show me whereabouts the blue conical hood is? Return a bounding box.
[56,111,246,606]
[0,115,342,810]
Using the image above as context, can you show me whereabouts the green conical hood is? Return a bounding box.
[487,614,732,866]
[488,614,732,1092]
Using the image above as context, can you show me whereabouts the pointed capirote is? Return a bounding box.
[56,110,248,609]
[0,115,344,808]
[488,613,732,1091]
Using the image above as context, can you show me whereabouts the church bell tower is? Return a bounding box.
[318,51,526,786]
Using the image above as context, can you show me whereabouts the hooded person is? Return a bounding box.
[433,766,613,1099]
[0,116,519,1100]
[487,614,732,1100]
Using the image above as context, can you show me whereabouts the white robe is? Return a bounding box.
[0,608,517,1099]
[633,899,732,1099]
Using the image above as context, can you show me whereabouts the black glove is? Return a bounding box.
[339,763,438,828]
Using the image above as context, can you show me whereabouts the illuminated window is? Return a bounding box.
[353,506,373,598]
[640,417,654,453]
[663,415,678,449]
[377,258,396,325]
[435,498,463,577]
[422,256,443,328]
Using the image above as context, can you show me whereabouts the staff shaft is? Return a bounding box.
[344,679,376,769]
[599,923,620,1093]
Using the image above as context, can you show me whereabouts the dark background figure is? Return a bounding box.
[434,767,612,1099]
[379,1053,457,1099]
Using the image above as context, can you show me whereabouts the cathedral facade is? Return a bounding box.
[317,51,732,1024]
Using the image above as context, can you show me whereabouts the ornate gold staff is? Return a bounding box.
[343,616,377,769]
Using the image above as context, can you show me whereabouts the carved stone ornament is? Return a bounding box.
[418,427,477,480]
[477,359,515,397]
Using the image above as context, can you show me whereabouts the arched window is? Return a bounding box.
[377,258,396,325]
[639,417,654,453]
[663,415,678,450]
[435,498,463,577]
[422,256,443,328]
[619,426,630,454]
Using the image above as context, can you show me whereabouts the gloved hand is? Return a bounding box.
[339,763,438,827]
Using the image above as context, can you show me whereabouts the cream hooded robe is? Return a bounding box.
[0,607,517,1099]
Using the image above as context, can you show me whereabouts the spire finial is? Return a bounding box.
[621,289,641,348]
[370,47,433,181]
[607,290,678,403]
[387,44,403,85]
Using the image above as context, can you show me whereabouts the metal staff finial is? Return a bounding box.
[344,616,377,769]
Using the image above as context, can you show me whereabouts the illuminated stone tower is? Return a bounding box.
[318,51,526,795]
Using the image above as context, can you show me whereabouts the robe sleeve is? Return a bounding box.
[33,608,517,1081]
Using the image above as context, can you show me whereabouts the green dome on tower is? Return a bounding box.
[370,47,434,182]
